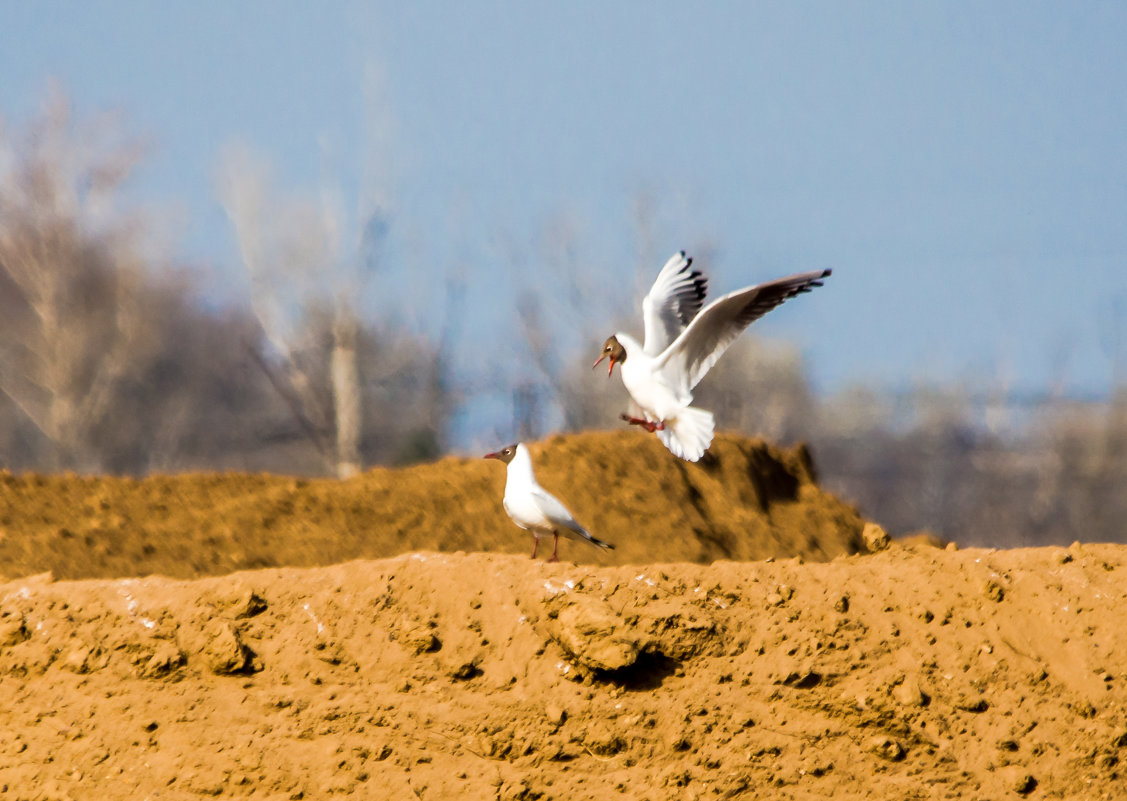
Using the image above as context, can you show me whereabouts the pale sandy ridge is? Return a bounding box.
[1,544,1124,800]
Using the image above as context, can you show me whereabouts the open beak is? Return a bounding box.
[592,354,615,377]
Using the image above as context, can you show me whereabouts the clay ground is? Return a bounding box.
[0,432,1124,800]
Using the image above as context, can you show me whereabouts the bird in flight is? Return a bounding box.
[594,251,830,461]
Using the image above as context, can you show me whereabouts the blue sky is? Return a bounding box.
[3,1,1126,400]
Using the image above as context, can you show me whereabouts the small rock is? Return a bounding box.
[669,734,692,752]
[892,677,927,707]
[954,693,989,713]
[798,756,833,777]
[142,641,185,678]
[865,735,905,761]
[546,594,641,672]
[583,722,625,755]
[1111,728,1127,749]
[204,622,253,675]
[982,580,1005,602]
[545,704,567,727]
[833,595,849,613]
[62,645,93,674]
[398,621,441,655]
[0,618,30,648]
[1000,766,1037,795]
[449,660,482,680]
[1053,549,1073,565]
[232,590,268,619]
[863,523,890,552]
[313,638,346,665]
[187,769,227,796]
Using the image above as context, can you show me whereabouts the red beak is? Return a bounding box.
[592,354,615,376]
[483,451,500,460]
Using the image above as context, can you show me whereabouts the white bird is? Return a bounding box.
[484,443,614,562]
[593,251,831,462]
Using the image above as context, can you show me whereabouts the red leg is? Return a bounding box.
[619,413,665,433]
[548,533,560,563]
[530,536,539,559]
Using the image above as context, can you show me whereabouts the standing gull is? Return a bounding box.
[484,443,614,562]
[594,251,831,462]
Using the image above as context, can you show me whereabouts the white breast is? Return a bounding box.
[621,352,691,420]
[503,487,549,532]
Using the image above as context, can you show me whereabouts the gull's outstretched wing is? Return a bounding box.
[642,251,709,356]
[657,268,831,391]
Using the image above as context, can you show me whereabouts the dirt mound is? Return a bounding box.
[2,544,1124,799]
[0,431,866,580]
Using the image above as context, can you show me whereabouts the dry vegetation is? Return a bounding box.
[2,87,1126,545]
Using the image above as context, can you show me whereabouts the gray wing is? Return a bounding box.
[530,486,614,549]
[656,268,831,392]
[529,485,588,536]
[641,251,709,356]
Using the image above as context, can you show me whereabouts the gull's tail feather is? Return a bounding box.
[560,520,615,550]
[657,407,715,462]
[578,528,615,550]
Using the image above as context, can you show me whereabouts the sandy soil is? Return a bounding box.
[0,431,866,581]
[1,432,1124,800]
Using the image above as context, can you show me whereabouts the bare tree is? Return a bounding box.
[0,85,160,470]
[216,141,369,477]
[693,338,817,443]
[506,211,627,436]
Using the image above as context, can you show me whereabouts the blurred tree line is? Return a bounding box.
[0,87,447,475]
[2,88,1124,548]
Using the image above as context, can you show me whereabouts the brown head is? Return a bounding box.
[483,443,519,464]
[592,335,627,376]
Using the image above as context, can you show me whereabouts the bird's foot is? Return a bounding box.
[547,554,559,563]
[619,414,665,432]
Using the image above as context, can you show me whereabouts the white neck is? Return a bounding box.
[506,443,536,489]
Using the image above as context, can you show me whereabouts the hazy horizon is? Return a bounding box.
[4,1,1126,399]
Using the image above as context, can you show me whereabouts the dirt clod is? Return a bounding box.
[865,735,906,761]
[863,522,890,552]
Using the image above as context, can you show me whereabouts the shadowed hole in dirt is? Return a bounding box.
[232,645,263,675]
[782,669,823,688]
[451,662,483,681]
[594,651,681,691]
